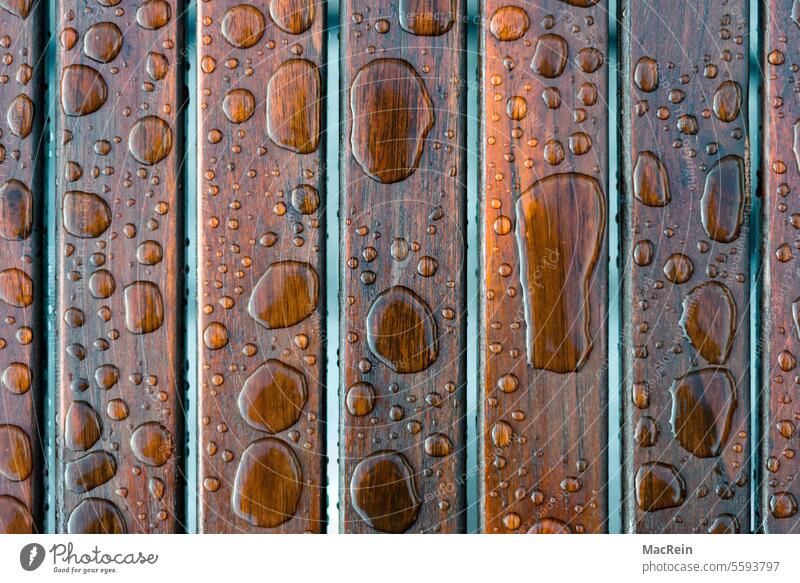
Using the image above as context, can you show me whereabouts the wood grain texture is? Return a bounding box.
[761,0,800,533]
[621,0,751,533]
[0,0,44,534]
[339,0,468,533]
[480,1,609,534]
[197,0,326,533]
[55,0,185,533]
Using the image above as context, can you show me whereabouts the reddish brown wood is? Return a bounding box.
[197,0,326,532]
[340,1,468,533]
[55,0,184,533]
[761,0,800,533]
[480,1,609,534]
[621,0,751,533]
[0,0,44,534]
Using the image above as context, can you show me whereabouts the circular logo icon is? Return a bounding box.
[19,543,45,571]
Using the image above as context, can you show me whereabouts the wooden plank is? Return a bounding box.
[55,0,185,533]
[0,0,44,534]
[339,1,468,533]
[621,1,751,533]
[480,1,609,533]
[761,0,800,533]
[196,1,326,533]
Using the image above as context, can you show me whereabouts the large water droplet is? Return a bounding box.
[123,281,164,334]
[136,0,171,29]
[128,116,173,166]
[515,173,604,373]
[712,80,741,122]
[238,359,307,433]
[0,425,31,481]
[222,4,265,47]
[62,191,111,238]
[67,498,126,534]
[248,260,319,329]
[60,65,107,116]
[680,282,736,364]
[83,22,123,63]
[267,59,321,154]
[345,382,375,416]
[350,450,420,533]
[670,368,736,458]
[0,495,33,533]
[2,363,30,394]
[223,88,256,124]
[64,450,116,492]
[635,462,685,511]
[662,253,693,284]
[6,94,34,139]
[0,179,32,240]
[65,401,102,451]
[130,422,174,467]
[0,0,32,19]
[366,286,438,374]
[634,56,658,92]
[232,437,302,528]
[0,268,32,307]
[770,492,798,519]
[269,0,315,34]
[399,0,455,36]
[350,58,434,184]
[530,34,568,78]
[701,154,745,243]
[633,151,670,207]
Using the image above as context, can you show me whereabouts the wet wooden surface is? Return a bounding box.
[0,0,44,534]
[621,0,751,533]
[761,0,800,533]
[197,0,326,533]
[339,0,468,533]
[55,0,185,533]
[480,1,609,533]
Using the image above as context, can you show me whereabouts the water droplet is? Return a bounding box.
[203,322,228,350]
[576,47,604,73]
[136,240,163,265]
[223,88,256,124]
[634,416,659,447]
[2,363,30,394]
[712,80,741,122]
[350,450,420,533]
[707,513,739,533]
[65,401,102,451]
[635,462,685,511]
[670,368,736,458]
[662,253,693,284]
[60,64,107,116]
[136,0,171,30]
[634,56,658,92]
[515,173,604,372]
[128,116,173,165]
[238,359,307,433]
[770,492,798,519]
[345,382,375,416]
[489,5,529,41]
[222,4,265,48]
[123,281,165,334]
[366,286,438,374]
[0,425,31,481]
[146,52,169,81]
[395,0,455,35]
[680,282,736,364]
[130,422,174,467]
[6,94,34,139]
[491,420,513,447]
[0,268,32,307]
[424,433,452,457]
[0,0,32,18]
[0,180,32,240]
[350,59,433,183]
[83,22,123,63]
[527,518,571,534]
[270,0,315,35]
[67,498,126,534]
[95,364,119,390]
[632,240,653,266]
[267,59,321,154]
[62,191,110,238]
[232,437,303,528]
[633,151,670,206]
[89,269,115,299]
[0,495,33,533]
[530,34,568,78]
[701,154,745,243]
[248,260,319,329]
[64,450,116,492]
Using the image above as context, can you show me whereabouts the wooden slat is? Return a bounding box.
[196,1,326,532]
[55,0,185,533]
[0,0,44,534]
[761,0,800,533]
[621,1,751,533]
[480,1,609,533]
[340,1,468,533]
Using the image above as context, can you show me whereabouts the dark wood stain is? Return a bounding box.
[55,0,184,533]
[197,0,326,532]
[0,0,44,534]
[481,0,609,533]
[340,0,468,533]
[621,0,751,533]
